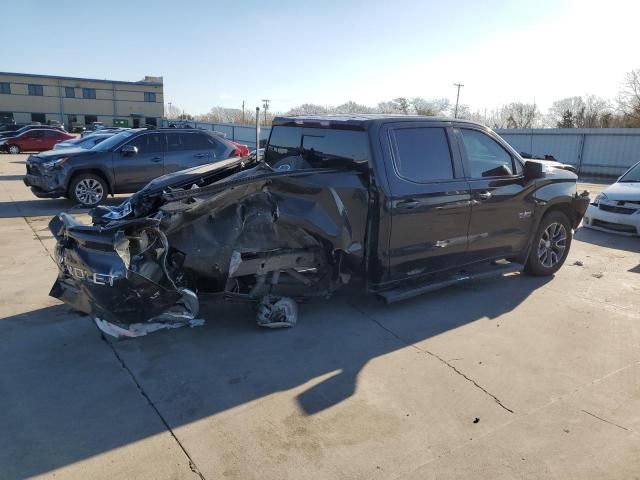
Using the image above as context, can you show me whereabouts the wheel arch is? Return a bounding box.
[67,168,113,195]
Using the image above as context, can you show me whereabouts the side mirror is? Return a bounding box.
[523,161,545,179]
[121,145,138,156]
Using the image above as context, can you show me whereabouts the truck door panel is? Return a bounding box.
[456,127,536,259]
[382,123,471,280]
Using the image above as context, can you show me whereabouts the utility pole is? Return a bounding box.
[262,99,270,125]
[453,83,464,118]
[255,107,260,151]
[242,100,245,124]
[168,101,173,118]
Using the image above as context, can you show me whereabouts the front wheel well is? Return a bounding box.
[541,202,576,228]
[68,169,112,195]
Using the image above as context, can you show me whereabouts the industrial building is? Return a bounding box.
[0,72,164,130]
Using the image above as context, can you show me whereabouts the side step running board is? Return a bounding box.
[378,262,524,304]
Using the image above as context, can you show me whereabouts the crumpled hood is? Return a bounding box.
[135,155,252,195]
[602,182,640,201]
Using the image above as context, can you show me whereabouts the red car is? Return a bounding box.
[0,129,74,154]
[229,140,250,157]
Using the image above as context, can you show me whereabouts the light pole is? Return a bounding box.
[262,99,270,125]
[453,83,464,118]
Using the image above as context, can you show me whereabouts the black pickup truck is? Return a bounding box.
[49,115,590,337]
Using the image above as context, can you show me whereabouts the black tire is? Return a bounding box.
[525,210,572,276]
[8,144,20,154]
[69,173,107,207]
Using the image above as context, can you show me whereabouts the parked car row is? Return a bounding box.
[0,128,74,154]
[23,127,249,206]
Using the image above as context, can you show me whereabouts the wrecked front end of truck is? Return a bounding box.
[49,159,369,337]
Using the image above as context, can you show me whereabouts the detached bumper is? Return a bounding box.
[571,191,591,228]
[583,204,640,236]
[48,213,189,328]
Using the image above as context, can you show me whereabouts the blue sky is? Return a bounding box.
[2,0,638,114]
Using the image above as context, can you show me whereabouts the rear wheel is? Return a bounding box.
[8,144,20,154]
[69,174,107,207]
[525,210,572,276]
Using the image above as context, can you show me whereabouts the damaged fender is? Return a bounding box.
[49,163,368,333]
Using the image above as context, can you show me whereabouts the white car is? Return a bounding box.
[583,161,640,236]
[53,133,113,150]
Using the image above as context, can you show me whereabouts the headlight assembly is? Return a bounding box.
[41,157,68,169]
[594,192,608,205]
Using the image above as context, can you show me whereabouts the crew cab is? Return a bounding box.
[24,128,248,206]
[48,115,590,337]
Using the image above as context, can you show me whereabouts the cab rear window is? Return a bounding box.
[266,126,370,169]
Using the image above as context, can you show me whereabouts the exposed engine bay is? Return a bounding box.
[49,156,369,337]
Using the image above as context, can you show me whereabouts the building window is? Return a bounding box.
[0,83,10,94]
[82,88,96,99]
[65,87,75,98]
[144,92,156,102]
[145,117,157,126]
[28,84,44,96]
[85,115,98,125]
[31,113,46,123]
[0,112,14,124]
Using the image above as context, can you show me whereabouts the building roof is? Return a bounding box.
[0,71,163,87]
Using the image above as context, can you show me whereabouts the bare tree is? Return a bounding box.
[411,97,450,116]
[376,100,403,114]
[393,97,411,114]
[498,103,539,128]
[165,103,186,119]
[332,101,376,114]
[618,69,640,126]
[548,95,611,128]
[286,104,330,115]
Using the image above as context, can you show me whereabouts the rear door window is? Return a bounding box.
[391,127,454,182]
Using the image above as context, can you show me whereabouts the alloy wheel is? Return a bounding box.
[538,222,567,268]
[74,178,104,205]
[8,145,20,154]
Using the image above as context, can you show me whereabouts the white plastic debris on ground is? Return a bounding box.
[94,316,205,339]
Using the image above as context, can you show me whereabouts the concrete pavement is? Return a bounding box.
[0,154,638,479]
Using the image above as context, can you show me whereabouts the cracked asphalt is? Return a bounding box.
[1,155,639,479]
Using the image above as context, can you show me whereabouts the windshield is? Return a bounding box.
[619,162,640,182]
[91,130,138,151]
[13,126,30,135]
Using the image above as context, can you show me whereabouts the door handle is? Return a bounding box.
[151,156,162,163]
[476,191,492,200]
[397,199,420,209]
[194,153,208,158]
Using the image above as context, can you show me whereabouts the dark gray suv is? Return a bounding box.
[24,128,243,206]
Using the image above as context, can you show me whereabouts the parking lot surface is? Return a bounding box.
[1,154,639,479]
